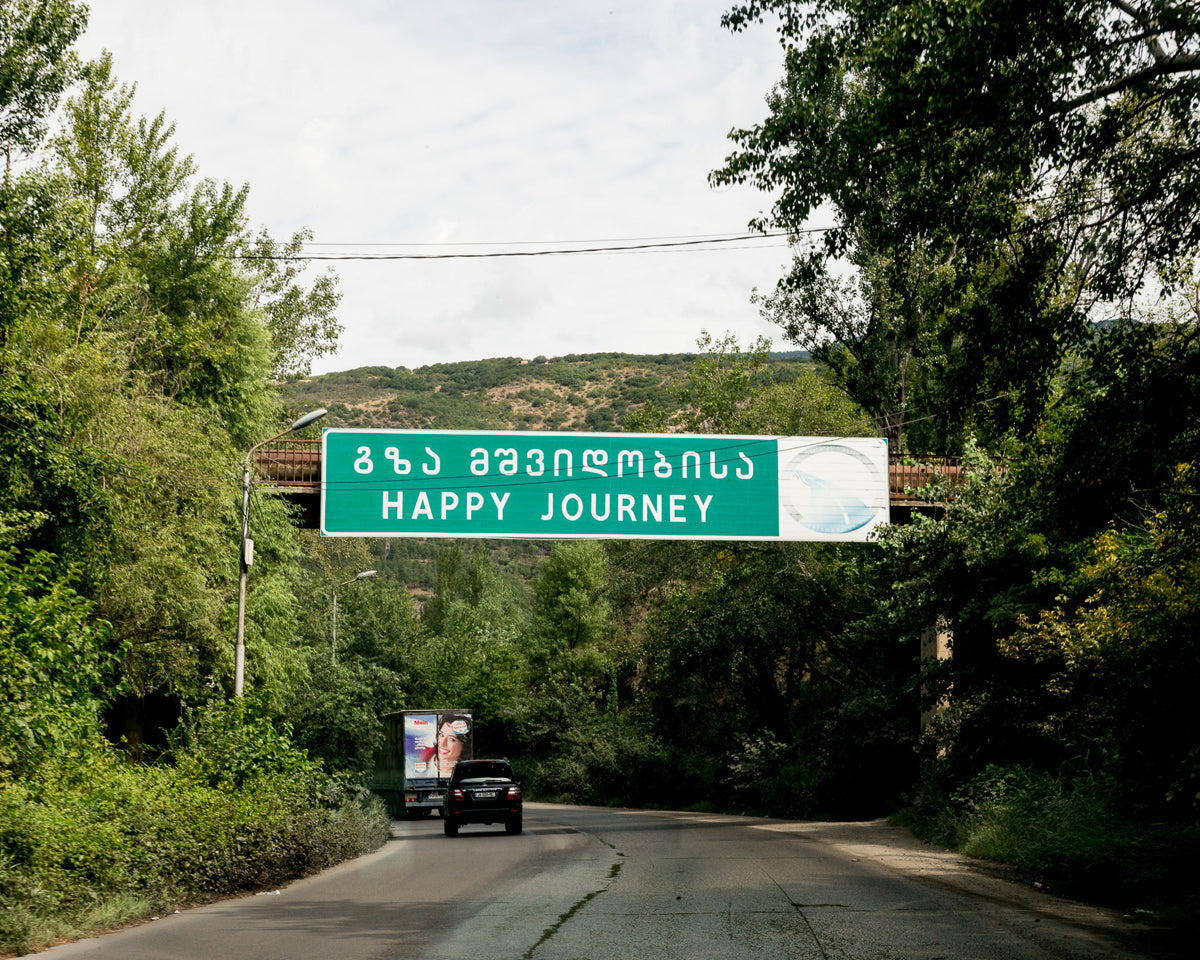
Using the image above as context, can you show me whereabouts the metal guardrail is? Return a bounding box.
[254,440,964,505]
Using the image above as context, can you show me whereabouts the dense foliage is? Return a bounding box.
[704,0,1200,918]
[0,702,387,954]
[1,1,1198,951]
[0,3,375,950]
[714,0,1200,453]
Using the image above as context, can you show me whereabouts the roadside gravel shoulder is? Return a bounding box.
[750,817,1190,960]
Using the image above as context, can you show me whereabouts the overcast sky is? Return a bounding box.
[76,1,793,375]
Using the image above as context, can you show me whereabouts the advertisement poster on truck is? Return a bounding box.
[404,710,473,782]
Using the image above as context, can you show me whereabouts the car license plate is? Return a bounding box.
[474,790,498,799]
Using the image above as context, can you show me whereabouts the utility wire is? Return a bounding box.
[304,231,791,248]
[237,231,798,261]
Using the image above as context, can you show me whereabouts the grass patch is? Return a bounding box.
[900,765,1200,922]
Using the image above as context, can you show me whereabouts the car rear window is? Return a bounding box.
[454,762,513,781]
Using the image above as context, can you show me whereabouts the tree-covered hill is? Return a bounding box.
[280,351,814,433]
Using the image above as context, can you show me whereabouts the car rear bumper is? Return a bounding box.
[447,806,521,823]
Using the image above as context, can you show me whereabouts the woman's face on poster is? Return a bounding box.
[438,722,463,763]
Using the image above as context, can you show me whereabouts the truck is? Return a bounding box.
[370,709,473,818]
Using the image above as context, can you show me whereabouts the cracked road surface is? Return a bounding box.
[30,803,1173,959]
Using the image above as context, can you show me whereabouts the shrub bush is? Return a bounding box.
[930,764,1200,906]
[0,711,390,955]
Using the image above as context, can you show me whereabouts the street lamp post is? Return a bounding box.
[332,569,376,664]
[235,407,327,697]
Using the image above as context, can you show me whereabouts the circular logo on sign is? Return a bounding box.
[781,443,883,535]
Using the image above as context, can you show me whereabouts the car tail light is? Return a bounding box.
[451,789,465,801]
[507,785,522,800]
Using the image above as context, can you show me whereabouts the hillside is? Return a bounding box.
[281,351,813,433]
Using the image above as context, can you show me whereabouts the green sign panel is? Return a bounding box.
[321,430,889,542]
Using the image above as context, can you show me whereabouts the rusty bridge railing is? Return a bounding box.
[254,439,321,488]
[887,454,964,504]
[255,440,964,506]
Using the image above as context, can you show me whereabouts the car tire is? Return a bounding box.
[444,818,459,837]
[505,814,523,835]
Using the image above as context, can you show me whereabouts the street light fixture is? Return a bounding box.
[332,569,377,664]
[235,407,327,697]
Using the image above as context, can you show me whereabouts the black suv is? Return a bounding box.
[442,759,523,836]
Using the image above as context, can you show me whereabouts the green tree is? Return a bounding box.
[0,29,395,946]
[286,656,408,775]
[0,0,87,166]
[720,0,1200,296]
[714,0,1200,446]
[627,330,870,438]
[1033,319,1200,540]
[50,54,279,439]
[0,0,87,354]
[612,340,913,814]
[243,228,343,379]
[0,549,116,773]
[532,540,612,653]
[749,239,986,451]
[736,367,874,438]
[409,602,526,727]
[0,51,342,707]
[675,330,772,433]
[422,543,486,636]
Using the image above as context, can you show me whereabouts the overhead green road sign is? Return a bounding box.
[321,430,889,542]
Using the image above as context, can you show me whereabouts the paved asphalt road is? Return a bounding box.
[29,803,1176,959]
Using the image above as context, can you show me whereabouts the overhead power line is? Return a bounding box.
[306,231,787,248]
[236,231,799,262]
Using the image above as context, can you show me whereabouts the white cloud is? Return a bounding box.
[77,0,792,373]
